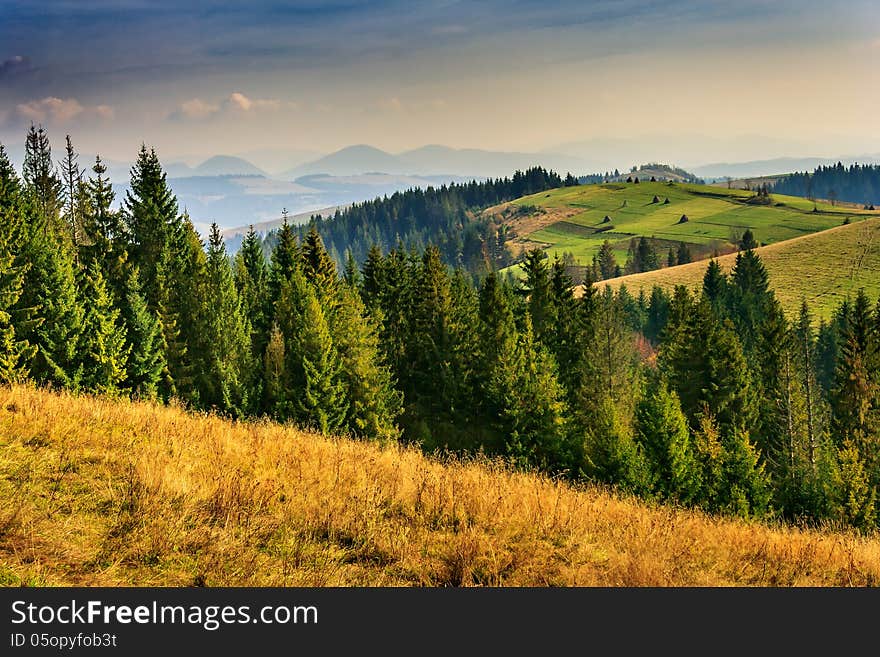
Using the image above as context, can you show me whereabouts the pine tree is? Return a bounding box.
[301,225,338,300]
[263,322,286,413]
[266,219,300,311]
[492,315,573,472]
[728,248,773,355]
[294,288,348,434]
[123,145,179,312]
[16,222,84,388]
[342,249,361,289]
[720,425,771,518]
[635,377,700,502]
[330,284,402,442]
[701,259,728,314]
[78,260,129,394]
[582,397,650,494]
[192,224,252,415]
[120,268,164,399]
[832,440,877,531]
[59,135,84,254]
[659,297,753,433]
[0,212,34,382]
[520,248,554,342]
[80,156,127,297]
[22,124,63,230]
[359,244,386,311]
[233,226,268,368]
[164,216,207,404]
[595,240,618,280]
[830,290,879,487]
[676,241,692,265]
[0,143,21,208]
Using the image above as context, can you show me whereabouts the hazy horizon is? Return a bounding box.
[2,1,878,171]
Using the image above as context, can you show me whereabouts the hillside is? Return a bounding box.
[2,385,879,587]
[496,180,879,278]
[597,216,880,319]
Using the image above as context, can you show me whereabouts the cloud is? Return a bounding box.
[0,55,32,77]
[5,97,115,127]
[169,92,285,121]
[226,91,282,112]
[176,98,221,120]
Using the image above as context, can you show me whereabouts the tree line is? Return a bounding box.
[286,167,578,275]
[773,162,880,208]
[1,126,878,532]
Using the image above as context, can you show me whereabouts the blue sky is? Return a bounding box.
[1,0,877,168]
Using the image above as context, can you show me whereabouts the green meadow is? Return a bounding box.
[601,216,880,320]
[504,181,875,270]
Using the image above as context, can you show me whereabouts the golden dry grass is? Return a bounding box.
[579,216,880,319]
[1,384,879,587]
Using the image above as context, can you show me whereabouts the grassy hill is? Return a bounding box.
[2,384,879,586]
[495,181,878,278]
[599,216,880,320]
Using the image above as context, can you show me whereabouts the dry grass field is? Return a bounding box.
[591,216,880,319]
[2,385,880,587]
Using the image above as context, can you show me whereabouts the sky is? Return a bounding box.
[1,0,878,171]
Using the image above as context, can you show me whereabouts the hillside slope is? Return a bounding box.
[600,216,880,319]
[497,181,878,275]
[1,385,879,586]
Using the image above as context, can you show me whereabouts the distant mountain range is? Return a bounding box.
[280,144,591,179]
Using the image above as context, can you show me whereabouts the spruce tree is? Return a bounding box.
[330,284,402,442]
[81,156,127,298]
[233,226,269,374]
[676,241,692,265]
[78,260,129,395]
[701,259,727,313]
[0,143,21,208]
[123,145,179,311]
[191,224,252,414]
[659,297,753,433]
[16,221,84,388]
[520,248,554,342]
[635,377,700,502]
[0,213,33,382]
[22,124,63,230]
[59,135,84,253]
[301,225,338,300]
[266,219,300,311]
[582,397,650,494]
[491,315,573,473]
[294,288,348,434]
[120,268,164,399]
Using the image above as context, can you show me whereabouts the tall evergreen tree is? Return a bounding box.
[301,225,338,300]
[22,124,63,230]
[0,144,21,208]
[120,267,164,399]
[80,156,127,297]
[77,261,129,394]
[635,377,700,502]
[294,288,348,434]
[330,284,402,442]
[59,135,84,254]
[123,145,179,311]
[0,212,33,382]
[233,226,269,370]
[194,224,252,415]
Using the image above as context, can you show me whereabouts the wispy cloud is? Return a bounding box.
[11,97,114,125]
[169,92,287,121]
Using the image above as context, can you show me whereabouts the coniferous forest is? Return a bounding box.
[2,126,880,533]
[772,162,880,207]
